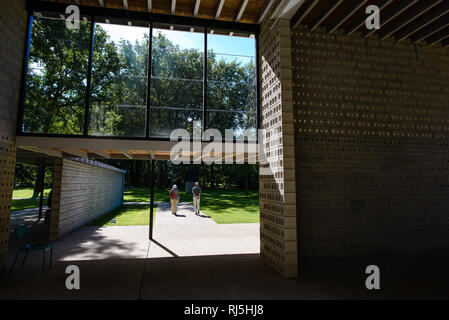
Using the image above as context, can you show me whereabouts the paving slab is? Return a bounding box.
[9,206,49,228]
[148,202,259,258]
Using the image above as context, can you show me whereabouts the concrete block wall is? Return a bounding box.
[0,0,26,269]
[258,0,298,278]
[49,158,125,240]
[292,25,449,259]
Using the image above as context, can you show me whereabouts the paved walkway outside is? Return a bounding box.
[5,202,259,266]
[10,206,49,229]
[149,202,259,258]
[5,203,449,299]
[5,203,449,300]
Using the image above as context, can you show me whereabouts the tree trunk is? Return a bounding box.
[245,163,249,197]
[210,164,215,189]
[32,164,45,198]
[131,161,137,186]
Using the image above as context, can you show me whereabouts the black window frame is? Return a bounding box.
[17,0,260,143]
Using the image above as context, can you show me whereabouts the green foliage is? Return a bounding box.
[88,205,153,226]
[14,165,53,188]
[101,161,259,190]
[21,19,259,193]
[90,188,259,226]
[23,19,256,137]
[11,188,51,211]
[24,18,92,134]
[200,189,259,224]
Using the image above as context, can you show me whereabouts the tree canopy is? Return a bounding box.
[23,18,257,137]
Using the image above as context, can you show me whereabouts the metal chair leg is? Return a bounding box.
[42,250,46,275]
[20,251,29,270]
[49,247,53,269]
[8,251,20,278]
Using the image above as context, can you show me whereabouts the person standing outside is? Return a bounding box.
[192,182,201,215]
[169,184,180,215]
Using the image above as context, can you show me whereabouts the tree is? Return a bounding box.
[22,20,259,190]
[24,18,120,134]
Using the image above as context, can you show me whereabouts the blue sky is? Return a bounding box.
[98,23,256,63]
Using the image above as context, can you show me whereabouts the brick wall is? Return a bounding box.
[49,158,125,240]
[0,0,26,269]
[258,0,298,278]
[292,25,449,259]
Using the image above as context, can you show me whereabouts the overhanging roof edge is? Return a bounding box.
[27,0,260,34]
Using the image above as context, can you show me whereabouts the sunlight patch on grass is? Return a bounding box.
[124,187,259,224]
[13,188,51,199]
[12,188,52,211]
[88,205,153,226]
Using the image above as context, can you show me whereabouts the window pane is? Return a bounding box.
[23,14,91,134]
[150,27,204,138]
[89,22,149,137]
[207,33,257,140]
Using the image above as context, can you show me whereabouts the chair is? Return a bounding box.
[8,225,53,277]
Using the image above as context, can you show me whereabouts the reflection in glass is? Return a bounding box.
[149,28,204,138]
[207,33,257,140]
[22,17,258,140]
[89,23,149,136]
[23,15,91,134]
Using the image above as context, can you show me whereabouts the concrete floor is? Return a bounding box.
[3,252,449,300]
[3,203,449,299]
[150,202,259,258]
[9,206,49,229]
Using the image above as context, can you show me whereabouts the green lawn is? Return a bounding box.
[88,205,153,226]
[124,187,191,203]
[13,188,51,199]
[12,188,51,211]
[199,189,259,224]
[11,186,260,224]
[125,187,259,224]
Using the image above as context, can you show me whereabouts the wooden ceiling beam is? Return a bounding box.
[32,0,260,29]
[88,150,111,159]
[426,26,449,45]
[171,0,176,15]
[119,150,133,159]
[236,0,249,22]
[362,0,419,38]
[61,149,88,159]
[257,0,275,24]
[345,0,394,36]
[328,0,368,34]
[378,0,442,39]
[291,0,319,30]
[193,0,200,17]
[395,1,449,41]
[309,0,344,32]
[411,14,449,43]
[215,0,226,19]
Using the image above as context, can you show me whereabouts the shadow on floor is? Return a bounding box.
[2,252,449,299]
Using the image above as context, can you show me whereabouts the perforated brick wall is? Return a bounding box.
[258,0,298,278]
[292,25,449,258]
[49,158,125,240]
[0,0,26,269]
